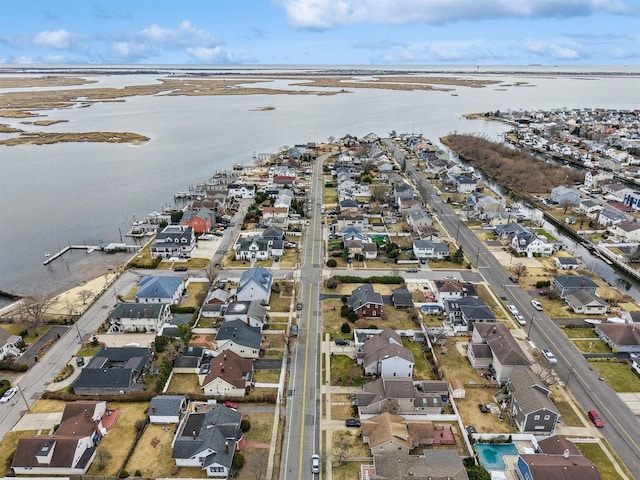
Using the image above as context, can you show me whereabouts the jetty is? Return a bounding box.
[43,243,140,265]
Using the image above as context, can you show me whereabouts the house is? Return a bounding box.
[391,288,414,309]
[564,289,608,315]
[0,328,22,360]
[364,450,468,480]
[234,236,283,261]
[261,206,289,221]
[453,174,477,193]
[227,183,255,199]
[468,323,530,382]
[361,412,452,455]
[223,300,268,331]
[608,220,640,242]
[507,368,560,435]
[517,435,602,480]
[406,210,433,230]
[107,302,171,333]
[200,288,230,318]
[511,231,554,257]
[348,284,384,318]
[135,275,185,304]
[444,297,496,333]
[550,185,581,206]
[554,256,580,270]
[149,395,188,424]
[173,346,206,373]
[151,224,196,259]
[235,267,273,303]
[413,239,449,260]
[434,280,477,300]
[552,275,598,298]
[584,170,613,189]
[262,225,285,241]
[578,199,603,218]
[172,406,245,478]
[595,323,640,353]
[214,320,262,359]
[72,347,153,395]
[12,401,107,476]
[181,207,215,234]
[394,183,415,204]
[363,242,378,260]
[359,328,414,378]
[597,208,627,227]
[630,353,640,375]
[199,350,254,397]
[355,378,450,418]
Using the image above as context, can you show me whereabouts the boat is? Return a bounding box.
[583,319,601,325]
[86,247,96,254]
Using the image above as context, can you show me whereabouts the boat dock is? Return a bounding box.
[43,243,141,265]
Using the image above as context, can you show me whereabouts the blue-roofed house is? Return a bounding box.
[214,320,262,359]
[172,406,245,477]
[149,395,188,424]
[136,275,186,304]
[413,239,450,260]
[236,267,272,303]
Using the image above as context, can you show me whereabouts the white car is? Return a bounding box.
[0,387,17,404]
[507,304,519,315]
[541,349,558,364]
[311,454,320,474]
[515,315,527,326]
[531,300,544,311]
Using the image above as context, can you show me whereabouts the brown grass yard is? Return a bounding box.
[242,412,276,444]
[253,369,281,384]
[331,354,366,387]
[549,388,583,427]
[166,373,201,394]
[333,462,369,480]
[270,294,294,313]
[25,398,68,414]
[455,392,514,434]
[235,449,270,480]
[332,430,370,460]
[125,423,176,478]
[331,404,356,420]
[86,402,149,476]
[179,281,211,310]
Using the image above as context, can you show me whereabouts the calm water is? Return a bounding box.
[1,69,639,297]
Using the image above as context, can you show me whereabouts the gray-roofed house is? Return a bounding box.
[550,185,581,206]
[359,328,414,378]
[172,406,245,477]
[355,378,450,418]
[151,224,196,259]
[366,449,468,480]
[552,275,598,298]
[135,275,185,304]
[173,346,206,373]
[391,288,414,309]
[406,210,433,230]
[0,328,22,360]
[11,401,107,476]
[236,267,273,303]
[506,368,560,435]
[72,347,153,395]
[412,239,449,260]
[214,319,262,359]
[199,349,254,397]
[553,256,580,270]
[469,323,530,383]
[149,395,188,424]
[107,302,171,334]
[595,323,640,353]
[564,289,608,315]
[200,288,230,318]
[444,297,496,333]
[234,235,284,261]
[348,284,384,318]
[223,300,268,331]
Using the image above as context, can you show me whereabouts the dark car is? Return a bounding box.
[465,425,477,434]
[75,357,85,367]
[345,419,361,427]
[297,302,303,311]
[173,265,187,272]
[335,338,349,346]
[508,276,519,283]
[588,410,604,428]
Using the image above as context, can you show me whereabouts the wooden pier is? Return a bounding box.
[43,243,140,265]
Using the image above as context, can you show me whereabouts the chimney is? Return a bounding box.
[224,355,227,361]
[563,448,570,459]
[192,430,197,439]
[151,405,156,413]
[143,308,148,317]
[84,409,88,417]
[225,441,229,454]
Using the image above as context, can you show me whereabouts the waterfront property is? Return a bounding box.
[151,224,197,259]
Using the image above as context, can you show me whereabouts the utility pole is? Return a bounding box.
[565,361,576,388]
[16,383,30,412]
[528,314,536,337]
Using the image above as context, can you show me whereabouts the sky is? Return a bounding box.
[1,0,639,66]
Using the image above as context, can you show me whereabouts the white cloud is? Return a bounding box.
[139,21,219,48]
[34,29,71,49]
[378,39,495,63]
[523,39,582,60]
[278,0,639,29]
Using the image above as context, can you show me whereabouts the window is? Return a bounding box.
[534,415,540,420]
[544,415,550,420]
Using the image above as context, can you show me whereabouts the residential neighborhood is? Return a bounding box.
[1,128,640,480]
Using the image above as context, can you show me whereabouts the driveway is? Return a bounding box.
[20,325,70,367]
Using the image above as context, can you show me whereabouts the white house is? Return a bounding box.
[608,220,640,242]
[199,350,254,397]
[358,328,414,378]
[235,267,273,304]
[413,239,449,260]
[107,302,172,333]
[149,395,187,424]
[0,329,21,360]
[151,224,196,259]
[227,183,255,199]
[135,275,185,304]
[511,231,554,257]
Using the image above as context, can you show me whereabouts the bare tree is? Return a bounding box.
[94,449,112,471]
[21,293,53,328]
[582,261,604,278]
[204,263,219,283]
[511,262,527,280]
[77,289,93,305]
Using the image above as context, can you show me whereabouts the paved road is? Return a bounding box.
[395,142,640,478]
[280,155,325,480]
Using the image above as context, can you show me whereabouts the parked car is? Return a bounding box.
[507,304,519,315]
[541,349,558,364]
[538,289,548,296]
[405,268,418,273]
[75,357,85,367]
[531,300,544,311]
[465,425,477,434]
[0,387,17,404]
[224,401,239,410]
[515,315,527,326]
[311,454,320,474]
[509,276,519,283]
[335,338,349,346]
[297,302,303,311]
[173,265,188,272]
[345,419,361,427]
[588,410,604,428]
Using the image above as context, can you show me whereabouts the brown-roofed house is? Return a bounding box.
[200,349,254,397]
[595,323,640,353]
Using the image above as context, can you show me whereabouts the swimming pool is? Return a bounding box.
[475,443,519,470]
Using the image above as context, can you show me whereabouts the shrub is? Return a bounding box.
[326,277,340,289]
[119,470,129,478]
[240,419,251,432]
[340,305,351,318]
[232,452,245,470]
[535,280,551,288]
[326,259,337,267]
[341,322,352,334]
[347,311,359,322]
[134,470,142,477]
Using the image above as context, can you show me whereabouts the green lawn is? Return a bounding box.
[575,443,626,480]
[590,360,640,392]
[330,354,365,387]
[550,393,583,427]
[403,339,435,380]
[562,327,599,338]
[572,340,611,354]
